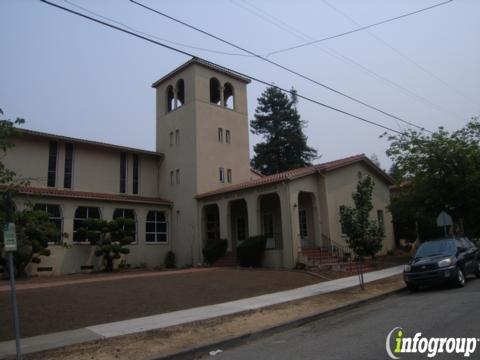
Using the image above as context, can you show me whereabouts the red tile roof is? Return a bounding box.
[197,154,394,199]
[0,185,172,206]
[152,58,251,88]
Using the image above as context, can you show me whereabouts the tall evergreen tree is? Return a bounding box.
[250,86,318,175]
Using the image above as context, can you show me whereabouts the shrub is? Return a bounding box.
[387,250,395,256]
[165,250,176,269]
[237,235,267,267]
[202,238,228,265]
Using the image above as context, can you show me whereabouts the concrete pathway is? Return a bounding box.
[0,265,403,357]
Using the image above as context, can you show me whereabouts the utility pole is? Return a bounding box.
[3,191,21,359]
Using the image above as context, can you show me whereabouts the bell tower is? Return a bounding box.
[152,58,251,264]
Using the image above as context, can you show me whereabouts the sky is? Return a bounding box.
[1,0,479,170]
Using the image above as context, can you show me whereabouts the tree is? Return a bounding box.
[0,198,59,277]
[250,86,318,175]
[384,117,480,239]
[0,108,26,185]
[75,218,135,272]
[340,173,385,289]
[0,108,57,277]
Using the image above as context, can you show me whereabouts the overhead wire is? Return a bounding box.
[129,0,431,133]
[231,0,464,124]
[39,0,405,135]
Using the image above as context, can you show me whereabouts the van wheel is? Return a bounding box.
[455,267,466,287]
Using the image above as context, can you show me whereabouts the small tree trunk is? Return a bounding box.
[357,258,365,290]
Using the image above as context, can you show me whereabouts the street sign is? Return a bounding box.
[436,211,453,227]
[3,222,17,252]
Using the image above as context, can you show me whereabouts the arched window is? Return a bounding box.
[34,203,63,244]
[113,208,137,242]
[73,206,101,242]
[209,77,221,105]
[166,85,175,112]
[145,211,168,243]
[223,82,234,109]
[176,79,185,107]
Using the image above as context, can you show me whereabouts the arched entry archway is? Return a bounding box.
[298,192,318,248]
[202,204,220,244]
[258,193,282,249]
[228,199,248,249]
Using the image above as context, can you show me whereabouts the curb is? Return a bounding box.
[151,286,406,360]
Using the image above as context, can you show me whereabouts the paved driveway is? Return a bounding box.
[211,278,480,360]
[0,268,320,341]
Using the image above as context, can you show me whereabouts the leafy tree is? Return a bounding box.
[0,109,57,277]
[250,86,318,175]
[75,218,135,272]
[384,117,480,239]
[340,173,385,289]
[0,197,59,277]
[0,108,26,185]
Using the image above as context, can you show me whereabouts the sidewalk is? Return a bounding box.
[0,265,403,357]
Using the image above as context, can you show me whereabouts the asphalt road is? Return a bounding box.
[210,277,480,360]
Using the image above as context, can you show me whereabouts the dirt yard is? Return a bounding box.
[0,268,321,341]
[22,275,404,360]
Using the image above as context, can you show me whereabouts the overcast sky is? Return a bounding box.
[1,0,479,170]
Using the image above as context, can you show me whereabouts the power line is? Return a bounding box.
[39,0,404,135]
[61,0,251,57]
[129,0,430,133]
[320,0,480,110]
[265,0,453,56]
[232,0,464,123]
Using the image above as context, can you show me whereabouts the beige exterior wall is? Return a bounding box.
[323,163,395,254]
[14,195,172,276]
[154,62,251,266]
[4,134,162,197]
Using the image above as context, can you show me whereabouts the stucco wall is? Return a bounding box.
[14,195,172,276]
[324,163,395,254]
[5,134,161,197]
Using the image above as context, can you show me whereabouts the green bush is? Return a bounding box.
[237,235,267,267]
[165,250,176,269]
[202,238,228,265]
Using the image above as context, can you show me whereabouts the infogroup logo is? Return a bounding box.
[386,327,479,359]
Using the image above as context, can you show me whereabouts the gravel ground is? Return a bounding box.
[0,268,320,341]
[22,275,404,360]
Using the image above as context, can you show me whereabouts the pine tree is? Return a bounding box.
[250,86,318,175]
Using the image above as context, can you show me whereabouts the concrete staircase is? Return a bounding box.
[301,246,375,273]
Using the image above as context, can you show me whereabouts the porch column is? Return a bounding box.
[218,200,230,250]
[246,194,260,238]
[279,184,295,268]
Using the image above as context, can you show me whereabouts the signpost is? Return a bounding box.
[436,211,453,237]
[4,222,22,359]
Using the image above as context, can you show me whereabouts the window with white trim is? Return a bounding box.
[227,168,232,183]
[176,169,180,184]
[113,208,136,241]
[145,211,168,243]
[225,130,231,144]
[34,203,63,244]
[73,207,101,242]
[219,167,225,183]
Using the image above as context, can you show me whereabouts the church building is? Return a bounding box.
[2,58,395,275]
